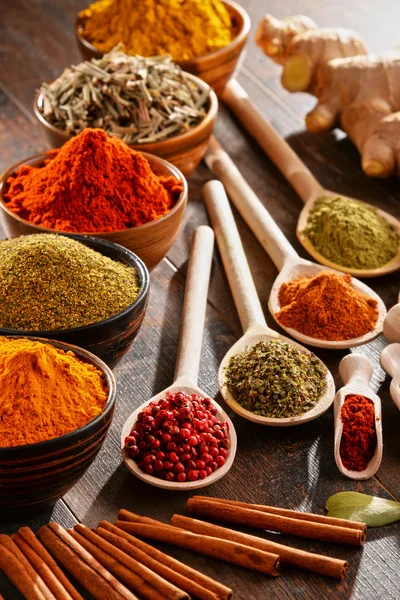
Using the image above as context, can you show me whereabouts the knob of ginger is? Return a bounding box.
[256,13,400,178]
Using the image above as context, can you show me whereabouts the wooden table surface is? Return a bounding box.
[1,1,399,599]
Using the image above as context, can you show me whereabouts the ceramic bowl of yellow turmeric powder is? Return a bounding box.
[0,336,116,519]
[75,0,250,96]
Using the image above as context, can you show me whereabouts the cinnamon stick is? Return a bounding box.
[118,510,173,527]
[18,528,84,600]
[69,530,166,600]
[100,521,232,600]
[96,526,220,600]
[0,535,56,600]
[12,533,76,600]
[73,525,187,600]
[193,496,366,532]
[171,514,348,580]
[114,520,280,576]
[0,544,46,600]
[37,524,137,600]
[187,497,366,546]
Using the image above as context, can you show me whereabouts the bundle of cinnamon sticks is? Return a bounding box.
[0,519,233,600]
[0,495,368,599]
[115,495,367,582]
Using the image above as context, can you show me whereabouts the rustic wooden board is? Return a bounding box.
[0,1,399,599]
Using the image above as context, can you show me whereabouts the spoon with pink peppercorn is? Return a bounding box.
[121,226,237,490]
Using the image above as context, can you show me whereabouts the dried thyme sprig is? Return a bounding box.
[38,47,210,144]
[225,339,327,418]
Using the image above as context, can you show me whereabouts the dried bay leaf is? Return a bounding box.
[326,492,400,527]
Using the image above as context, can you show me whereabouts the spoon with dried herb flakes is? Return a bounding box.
[221,80,400,278]
[203,180,335,426]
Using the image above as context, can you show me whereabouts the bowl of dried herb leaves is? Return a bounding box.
[34,50,218,176]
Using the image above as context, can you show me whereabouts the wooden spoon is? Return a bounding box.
[203,179,335,426]
[380,343,400,410]
[204,136,386,350]
[121,225,237,489]
[221,79,400,279]
[334,354,383,480]
[383,292,400,342]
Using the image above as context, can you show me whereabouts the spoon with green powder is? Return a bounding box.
[221,80,400,278]
[204,138,386,350]
[204,180,335,426]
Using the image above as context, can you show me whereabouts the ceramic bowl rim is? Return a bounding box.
[0,335,116,455]
[0,233,150,337]
[75,0,251,68]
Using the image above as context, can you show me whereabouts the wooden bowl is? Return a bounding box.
[75,0,250,97]
[33,77,218,176]
[0,235,149,368]
[0,336,116,520]
[0,152,187,270]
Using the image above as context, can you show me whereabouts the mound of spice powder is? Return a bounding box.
[0,337,108,448]
[225,339,327,418]
[303,196,399,270]
[0,234,140,331]
[78,0,232,61]
[4,128,183,233]
[339,394,377,471]
[276,272,378,341]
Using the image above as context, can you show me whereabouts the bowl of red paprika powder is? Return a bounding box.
[0,143,188,271]
[0,336,116,520]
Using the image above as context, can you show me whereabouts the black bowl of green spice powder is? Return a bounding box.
[0,234,149,368]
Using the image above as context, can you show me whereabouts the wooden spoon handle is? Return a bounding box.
[174,226,214,385]
[339,354,373,386]
[205,135,298,271]
[222,80,322,203]
[203,180,267,333]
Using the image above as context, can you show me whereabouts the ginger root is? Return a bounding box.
[256,14,400,178]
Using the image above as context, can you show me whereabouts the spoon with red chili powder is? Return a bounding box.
[334,354,382,480]
[204,137,387,350]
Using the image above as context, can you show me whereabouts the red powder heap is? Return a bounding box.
[5,128,183,233]
[339,394,377,471]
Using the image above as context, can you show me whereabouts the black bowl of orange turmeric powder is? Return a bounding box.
[0,336,116,519]
[0,234,149,368]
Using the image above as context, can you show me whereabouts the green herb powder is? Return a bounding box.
[225,339,327,418]
[303,196,399,269]
[0,234,140,331]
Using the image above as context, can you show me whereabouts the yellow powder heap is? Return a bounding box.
[79,0,233,61]
[0,338,108,448]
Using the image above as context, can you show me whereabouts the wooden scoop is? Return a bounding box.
[203,180,335,426]
[204,136,386,350]
[121,226,237,489]
[380,343,400,410]
[334,354,383,480]
[221,79,400,279]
